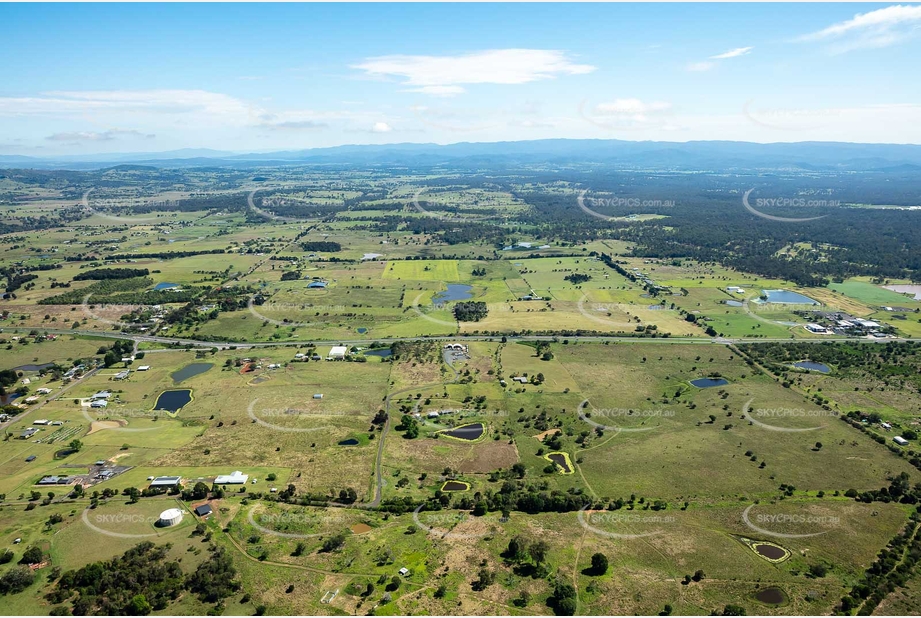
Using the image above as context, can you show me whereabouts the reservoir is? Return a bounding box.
[793,361,830,373]
[440,423,484,441]
[690,377,729,388]
[883,284,921,300]
[547,453,572,473]
[154,389,192,413]
[171,362,213,383]
[759,289,819,305]
[433,284,473,304]
[364,349,392,358]
[153,282,179,291]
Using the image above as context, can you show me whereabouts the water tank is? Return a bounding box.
[158,508,183,527]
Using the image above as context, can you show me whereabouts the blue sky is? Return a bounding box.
[1,3,920,154]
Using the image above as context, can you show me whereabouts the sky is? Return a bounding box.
[1,2,920,156]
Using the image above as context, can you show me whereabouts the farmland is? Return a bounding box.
[1,164,921,617]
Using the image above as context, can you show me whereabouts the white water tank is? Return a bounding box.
[158,508,183,527]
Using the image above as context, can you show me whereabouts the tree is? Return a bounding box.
[19,544,43,565]
[590,552,608,575]
[320,534,345,553]
[192,482,209,500]
[530,540,549,565]
[721,605,746,616]
[0,565,36,595]
[127,594,152,615]
[68,439,83,452]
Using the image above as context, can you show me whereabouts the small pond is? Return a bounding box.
[441,481,469,492]
[440,423,484,441]
[364,349,392,358]
[759,289,819,305]
[547,453,572,473]
[433,284,473,304]
[171,363,213,383]
[793,361,830,373]
[356,327,368,334]
[754,543,789,561]
[153,282,179,291]
[153,389,192,413]
[338,438,359,446]
[754,587,787,605]
[690,377,729,388]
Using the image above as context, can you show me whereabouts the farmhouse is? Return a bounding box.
[307,281,328,288]
[214,471,249,485]
[36,388,52,395]
[92,391,112,400]
[114,370,130,380]
[90,400,108,408]
[328,345,348,360]
[20,428,38,439]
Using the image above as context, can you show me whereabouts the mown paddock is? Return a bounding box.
[553,342,921,500]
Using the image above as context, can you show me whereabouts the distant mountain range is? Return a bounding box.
[3,139,921,172]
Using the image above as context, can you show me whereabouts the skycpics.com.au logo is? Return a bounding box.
[577,190,674,220]
[742,188,834,223]
[247,299,346,328]
[412,506,503,541]
[577,506,675,539]
[81,188,159,223]
[743,99,841,133]
[246,398,339,433]
[577,399,673,433]
[741,399,834,432]
[81,295,158,329]
[741,503,839,539]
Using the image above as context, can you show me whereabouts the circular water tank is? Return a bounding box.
[158,508,183,527]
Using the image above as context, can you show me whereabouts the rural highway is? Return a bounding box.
[2,325,914,351]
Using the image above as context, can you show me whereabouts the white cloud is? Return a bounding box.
[46,129,155,142]
[0,89,259,128]
[799,4,921,52]
[595,99,671,116]
[687,61,716,72]
[710,46,754,59]
[371,122,393,133]
[352,49,595,96]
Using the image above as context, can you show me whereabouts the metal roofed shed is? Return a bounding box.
[149,475,182,487]
[194,504,213,517]
[214,471,249,484]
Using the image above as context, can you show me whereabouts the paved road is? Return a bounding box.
[2,325,908,350]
